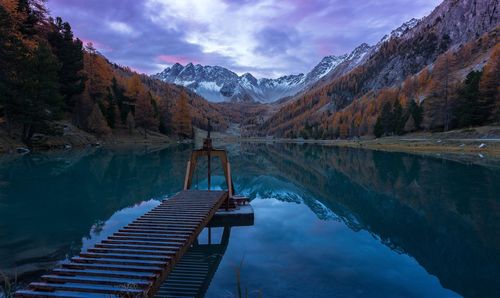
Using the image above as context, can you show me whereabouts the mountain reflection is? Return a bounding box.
[0,145,191,280]
[0,143,498,297]
[229,142,499,298]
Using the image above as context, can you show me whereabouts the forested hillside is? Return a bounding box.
[0,0,228,149]
[258,0,499,139]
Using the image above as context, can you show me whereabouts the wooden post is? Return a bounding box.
[183,161,191,190]
[227,163,232,197]
[226,162,231,210]
[207,151,211,191]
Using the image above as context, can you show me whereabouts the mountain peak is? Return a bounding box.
[379,18,420,45]
[152,59,336,103]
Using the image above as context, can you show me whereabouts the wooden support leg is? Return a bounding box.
[183,161,191,190]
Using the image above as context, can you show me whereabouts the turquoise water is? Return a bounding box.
[0,143,498,297]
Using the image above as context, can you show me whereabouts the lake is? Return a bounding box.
[0,143,499,297]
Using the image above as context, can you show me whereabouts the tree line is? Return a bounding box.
[0,0,230,147]
[266,28,499,140]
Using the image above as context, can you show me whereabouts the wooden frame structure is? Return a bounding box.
[183,124,234,209]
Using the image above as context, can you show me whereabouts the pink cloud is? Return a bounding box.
[81,38,113,52]
[316,40,334,57]
[157,54,201,65]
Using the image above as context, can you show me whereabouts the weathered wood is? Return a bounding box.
[16,190,228,298]
[41,274,151,287]
[29,282,145,296]
[80,252,168,261]
[14,290,106,298]
[52,268,157,280]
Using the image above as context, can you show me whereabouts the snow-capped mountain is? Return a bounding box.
[153,56,347,103]
[304,55,348,85]
[378,18,420,45]
[152,18,422,104]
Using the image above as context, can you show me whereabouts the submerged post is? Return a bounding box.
[204,119,212,190]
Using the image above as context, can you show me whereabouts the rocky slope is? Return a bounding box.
[259,0,499,136]
[152,18,423,104]
[153,54,349,103]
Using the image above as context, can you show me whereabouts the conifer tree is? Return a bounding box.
[392,100,406,135]
[135,92,158,139]
[48,17,85,109]
[428,53,456,131]
[454,71,483,127]
[110,77,130,124]
[407,99,423,130]
[17,41,63,144]
[105,90,117,128]
[479,47,499,122]
[173,91,192,139]
[87,103,110,136]
[158,99,172,135]
[126,112,135,135]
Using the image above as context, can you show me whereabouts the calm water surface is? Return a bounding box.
[0,143,498,297]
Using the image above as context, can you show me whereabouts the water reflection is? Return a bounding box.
[227,143,500,297]
[0,145,191,280]
[0,143,498,297]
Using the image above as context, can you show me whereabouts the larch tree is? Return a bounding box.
[173,91,192,139]
[84,44,112,100]
[124,74,145,112]
[135,92,158,139]
[427,52,456,131]
[86,103,110,136]
[73,87,94,129]
[479,46,500,122]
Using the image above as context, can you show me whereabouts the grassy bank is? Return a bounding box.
[212,126,500,164]
[0,121,178,154]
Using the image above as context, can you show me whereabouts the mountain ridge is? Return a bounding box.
[152,57,344,103]
[256,0,499,138]
[152,17,426,104]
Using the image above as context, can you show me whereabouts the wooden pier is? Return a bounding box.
[16,190,229,297]
[16,122,253,297]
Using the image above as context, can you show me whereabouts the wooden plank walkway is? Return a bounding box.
[16,190,228,298]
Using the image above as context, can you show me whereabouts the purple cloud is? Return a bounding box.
[46,0,441,77]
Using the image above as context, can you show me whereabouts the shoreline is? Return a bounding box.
[3,125,499,163]
[218,136,500,155]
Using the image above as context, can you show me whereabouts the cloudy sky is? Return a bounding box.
[47,0,441,78]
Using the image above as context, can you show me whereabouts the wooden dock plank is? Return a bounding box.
[16,190,228,298]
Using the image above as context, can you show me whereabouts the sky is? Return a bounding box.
[46,0,442,78]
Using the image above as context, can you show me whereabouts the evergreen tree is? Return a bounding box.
[105,90,117,128]
[17,41,63,144]
[408,99,423,130]
[111,77,129,124]
[126,111,135,134]
[454,71,483,127]
[381,102,393,135]
[392,100,406,135]
[374,117,383,138]
[158,99,172,135]
[16,0,46,38]
[0,5,26,133]
[48,17,85,109]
